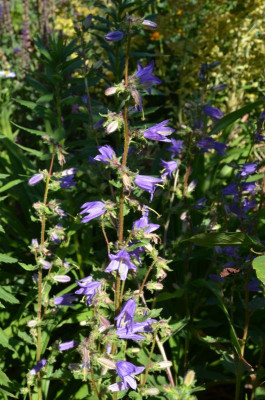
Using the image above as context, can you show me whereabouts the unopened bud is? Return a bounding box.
[142,20,157,29]
[156,268,167,281]
[27,319,37,327]
[184,370,195,386]
[106,120,119,133]
[187,179,197,193]
[97,357,116,370]
[143,388,160,395]
[157,361,172,368]
[146,282,163,291]
[53,275,71,283]
[105,86,117,96]
[122,174,132,190]
[130,347,140,353]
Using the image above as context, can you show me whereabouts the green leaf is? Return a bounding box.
[109,179,122,188]
[0,369,10,386]
[186,232,258,247]
[0,225,5,233]
[0,329,15,352]
[253,255,265,285]
[0,387,17,398]
[18,262,38,271]
[0,254,18,263]
[0,287,19,305]
[0,179,23,194]
[13,99,37,110]
[210,101,263,135]
[11,122,47,137]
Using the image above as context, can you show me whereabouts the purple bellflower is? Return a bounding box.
[116,318,155,341]
[166,139,183,158]
[143,120,174,142]
[197,137,227,155]
[105,31,124,42]
[115,299,136,330]
[54,293,76,306]
[222,183,238,196]
[238,163,257,177]
[133,214,160,234]
[108,361,145,392]
[75,276,102,305]
[160,160,178,178]
[105,250,137,281]
[59,172,77,189]
[58,340,78,351]
[203,105,223,120]
[242,182,256,194]
[194,197,207,210]
[142,20,157,29]
[134,60,162,94]
[80,201,106,223]
[134,175,163,201]
[29,359,46,375]
[94,145,116,164]
[28,173,43,186]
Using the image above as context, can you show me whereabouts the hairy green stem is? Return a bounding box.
[139,260,156,296]
[141,330,158,388]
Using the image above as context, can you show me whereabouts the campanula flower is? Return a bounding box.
[134,60,162,94]
[134,175,163,201]
[142,20,157,29]
[203,105,223,120]
[29,359,46,375]
[54,293,76,306]
[59,174,77,189]
[238,163,257,177]
[105,31,124,42]
[166,139,183,157]
[133,213,160,234]
[194,197,207,210]
[53,275,71,283]
[160,160,178,178]
[108,361,145,392]
[80,201,106,223]
[116,318,155,341]
[222,183,238,196]
[28,173,44,186]
[115,299,136,330]
[94,145,116,164]
[75,276,102,305]
[58,341,78,351]
[242,182,256,194]
[143,120,174,142]
[105,250,137,281]
[197,137,227,155]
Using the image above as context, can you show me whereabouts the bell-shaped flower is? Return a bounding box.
[166,139,183,158]
[134,175,163,201]
[28,173,43,186]
[134,60,162,94]
[94,145,116,164]
[105,31,124,42]
[75,276,102,305]
[203,105,223,120]
[54,293,76,306]
[160,160,178,178]
[108,361,145,392]
[143,120,174,142]
[115,298,136,330]
[29,359,46,375]
[80,201,106,223]
[116,318,155,341]
[105,250,137,281]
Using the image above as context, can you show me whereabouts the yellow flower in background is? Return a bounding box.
[150,31,161,41]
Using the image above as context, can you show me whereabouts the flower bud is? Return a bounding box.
[146,282,163,291]
[39,259,52,270]
[27,319,37,327]
[142,20,157,29]
[184,370,195,386]
[142,388,160,395]
[53,275,71,283]
[105,86,117,96]
[106,120,119,133]
[97,357,116,370]
[157,361,172,369]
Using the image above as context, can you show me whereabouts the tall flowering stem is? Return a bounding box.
[36,148,55,399]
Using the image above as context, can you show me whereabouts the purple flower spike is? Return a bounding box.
[80,201,106,223]
[134,175,163,201]
[238,163,257,177]
[105,250,137,281]
[135,60,162,94]
[94,145,116,164]
[160,160,178,178]
[203,105,223,120]
[58,340,78,351]
[108,361,145,392]
[166,139,183,158]
[28,173,43,186]
[143,120,174,142]
[75,276,102,305]
[29,359,46,375]
[115,299,136,330]
[54,293,76,306]
[105,31,124,42]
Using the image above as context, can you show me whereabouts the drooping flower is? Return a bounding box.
[29,359,46,375]
[59,175,77,189]
[133,210,159,234]
[105,31,124,42]
[134,60,162,94]
[134,175,163,201]
[166,139,183,158]
[143,120,174,142]
[242,182,256,194]
[116,318,155,341]
[238,163,257,177]
[197,137,227,155]
[80,201,106,223]
[203,105,223,120]
[222,183,238,196]
[115,299,136,330]
[58,340,78,351]
[105,250,137,281]
[194,197,207,210]
[75,276,102,305]
[160,160,178,178]
[54,293,76,306]
[28,173,43,186]
[94,145,116,164]
[108,361,145,392]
